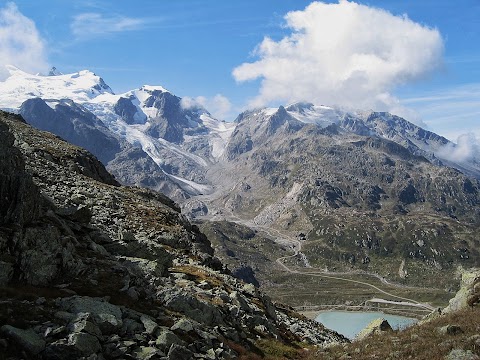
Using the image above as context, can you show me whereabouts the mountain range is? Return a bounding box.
[1,65,479,291]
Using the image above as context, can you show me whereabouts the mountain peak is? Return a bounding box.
[0,66,114,109]
[48,66,63,76]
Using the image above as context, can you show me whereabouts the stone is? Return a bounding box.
[140,315,159,335]
[0,325,46,355]
[444,269,480,313]
[43,340,82,360]
[69,313,102,338]
[167,344,193,360]
[356,318,392,340]
[163,291,224,326]
[155,328,185,350]
[438,325,464,336]
[205,348,216,360]
[445,349,480,360]
[121,318,144,335]
[133,346,164,360]
[60,296,123,334]
[68,332,101,354]
[170,318,194,333]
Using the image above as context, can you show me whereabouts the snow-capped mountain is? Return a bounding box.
[241,102,480,178]
[0,66,234,201]
[1,65,478,208]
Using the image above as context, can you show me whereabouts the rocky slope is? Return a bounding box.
[0,111,346,360]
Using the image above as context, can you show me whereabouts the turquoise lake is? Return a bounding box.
[315,311,417,339]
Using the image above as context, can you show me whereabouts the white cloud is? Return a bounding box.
[71,13,156,39]
[181,94,232,120]
[233,0,443,116]
[0,2,49,80]
[436,133,480,164]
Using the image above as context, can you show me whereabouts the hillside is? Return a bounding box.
[0,110,346,359]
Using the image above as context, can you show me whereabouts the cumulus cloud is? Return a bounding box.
[436,133,480,164]
[181,94,232,120]
[0,2,49,80]
[233,0,444,115]
[71,13,157,39]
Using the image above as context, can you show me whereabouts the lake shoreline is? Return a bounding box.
[300,305,430,320]
[312,310,419,339]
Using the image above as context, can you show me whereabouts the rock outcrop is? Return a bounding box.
[444,268,480,313]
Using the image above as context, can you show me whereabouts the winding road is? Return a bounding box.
[205,203,436,312]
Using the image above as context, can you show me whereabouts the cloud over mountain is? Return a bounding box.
[233,0,444,113]
[0,2,48,80]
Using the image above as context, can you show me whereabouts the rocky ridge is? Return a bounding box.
[202,106,480,289]
[0,111,346,360]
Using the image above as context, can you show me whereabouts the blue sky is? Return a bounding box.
[1,0,479,142]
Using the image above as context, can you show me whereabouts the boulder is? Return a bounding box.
[438,325,464,336]
[134,346,164,360]
[163,291,224,326]
[155,327,185,351]
[68,312,102,338]
[444,269,480,313]
[68,332,101,354]
[140,314,158,335]
[170,318,194,333]
[356,318,392,340]
[167,344,193,360]
[43,340,83,360]
[59,296,123,334]
[0,325,46,355]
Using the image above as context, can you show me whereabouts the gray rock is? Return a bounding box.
[438,325,464,335]
[133,346,164,360]
[59,296,123,334]
[445,349,480,360]
[356,318,392,340]
[444,269,480,313]
[121,318,144,335]
[140,314,159,335]
[167,344,193,360]
[69,313,102,338]
[0,325,46,355]
[155,328,185,351]
[68,332,101,354]
[170,318,194,333]
[54,311,76,323]
[163,291,224,326]
[43,340,82,360]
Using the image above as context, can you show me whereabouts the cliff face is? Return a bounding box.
[0,111,346,359]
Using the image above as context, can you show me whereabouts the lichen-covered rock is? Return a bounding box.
[444,269,480,313]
